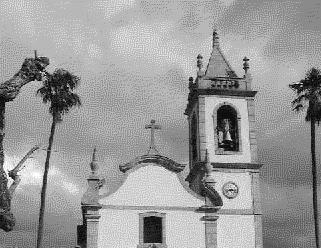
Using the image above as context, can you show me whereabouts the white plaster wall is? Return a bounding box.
[98,209,205,248]
[211,171,252,209]
[98,209,138,248]
[217,215,255,248]
[205,96,251,163]
[99,165,203,207]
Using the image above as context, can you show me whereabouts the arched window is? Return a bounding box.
[216,105,239,152]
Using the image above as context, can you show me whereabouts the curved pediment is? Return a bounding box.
[100,164,203,207]
[119,154,186,173]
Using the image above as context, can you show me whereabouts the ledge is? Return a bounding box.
[81,203,102,210]
[186,162,263,182]
[196,205,221,213]
[185,89,257,116]
[137,244,167,248]
[197,89,257,97]
[119,154,186,173]
[212,162,263,170]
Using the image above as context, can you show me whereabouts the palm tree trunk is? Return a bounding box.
[0,98,5,171]
[36,115,57,248]
[311,118,320,248]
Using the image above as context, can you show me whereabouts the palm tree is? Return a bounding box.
[289,67,321,248]
[36,68,81,248]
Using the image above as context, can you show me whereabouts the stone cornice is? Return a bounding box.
[201,215,219,221]
[100,204,258,215]
[81,203,102,210]
[186,162,263,182]
[184,89,257,116]
[119,154,186,173]
[212,162,263,170]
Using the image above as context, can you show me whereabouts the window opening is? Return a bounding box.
[217,105,239,151]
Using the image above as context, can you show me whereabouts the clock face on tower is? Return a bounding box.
[222,181,239,199]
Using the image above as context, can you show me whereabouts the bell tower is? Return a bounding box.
[185,30,263,248]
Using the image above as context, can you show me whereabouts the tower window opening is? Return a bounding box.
[217,105,239,151]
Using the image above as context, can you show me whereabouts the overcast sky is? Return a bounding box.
[1,0,321,247]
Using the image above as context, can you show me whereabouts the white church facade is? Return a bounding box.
[76,31,263,248]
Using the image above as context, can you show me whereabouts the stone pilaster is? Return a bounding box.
[252,172,263,248]
[254,214,263,248]
[251,172,262,214]
[202,214,219,248]
[83,205,102,248]
[198,96,206,161]
[247,98,258,163]
[79,148,105,248]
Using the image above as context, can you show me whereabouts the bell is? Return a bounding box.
[224,130,233,142]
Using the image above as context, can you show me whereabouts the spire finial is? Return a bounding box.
[90,147,99,174]
[213,29,219,47]
[197,54,203,71]
[92,147,97,161]
[243,56,250,74]
[189,77,194,88]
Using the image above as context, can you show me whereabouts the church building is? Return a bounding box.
[77,31,263,248]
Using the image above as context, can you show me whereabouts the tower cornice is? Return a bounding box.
[186,162,263,183]
[184,88,257,116]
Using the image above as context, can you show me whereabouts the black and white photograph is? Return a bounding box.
[0,0,321,247]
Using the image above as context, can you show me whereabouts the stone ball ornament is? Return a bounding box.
[222,181,239,199]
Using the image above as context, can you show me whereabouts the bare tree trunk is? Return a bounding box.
[0,57,49,232]
[36,115,56,248]
[0,97,15,232]
[311,118,320,248]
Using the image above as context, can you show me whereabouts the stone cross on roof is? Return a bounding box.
[145,119,161,155]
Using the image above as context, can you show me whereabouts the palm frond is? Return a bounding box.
[293,103,303,112]
[37,68,81,121]
[290,67,321,122]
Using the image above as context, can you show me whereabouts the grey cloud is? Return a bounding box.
[1,0,321,247]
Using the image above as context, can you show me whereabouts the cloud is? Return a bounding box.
[93,0,136,19]
[219,0,236,7]
[3,152,82,198]
[262,181,317,248]
[110,20,193,75]
[0,0,40,38]
[1,0,321,247]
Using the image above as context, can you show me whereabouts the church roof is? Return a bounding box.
[204,30,238,79]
